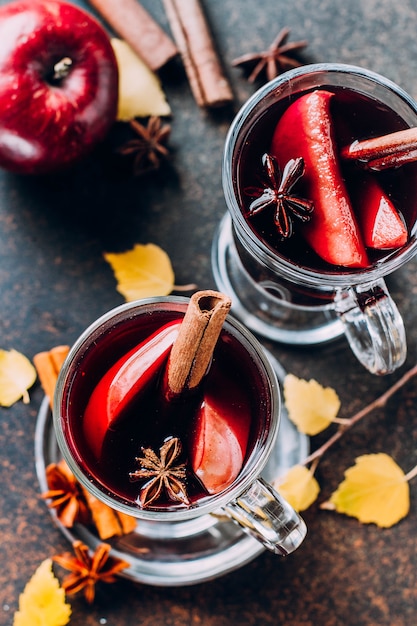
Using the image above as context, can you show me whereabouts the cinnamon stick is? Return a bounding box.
[165,290,231,397]
[87,0,178,71]
[162,0,233,108]
[34,345,70,408]
[80,485,137,539]
[341,126,417,170]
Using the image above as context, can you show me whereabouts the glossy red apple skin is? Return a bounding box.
[0,0,119,174]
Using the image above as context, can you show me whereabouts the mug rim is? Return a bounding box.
[223,62,417,289]
[53,296,281,521]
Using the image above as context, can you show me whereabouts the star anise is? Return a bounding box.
[129,436,189,508]
[245,153,314,238]
[42,459,90,528]
[117,115,171,176]
[232,27,308,83]
[53,540,130,604]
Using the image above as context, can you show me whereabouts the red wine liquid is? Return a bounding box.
[61,309,272,510]
[236,86,417,273]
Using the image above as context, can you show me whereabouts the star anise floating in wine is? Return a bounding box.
[130,436,190,507]
[52,540,130,604]
[232,27,308,83]
[245,153,314,238]
[118,115,171,176]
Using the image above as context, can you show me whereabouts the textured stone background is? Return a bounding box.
[1,0,417,625]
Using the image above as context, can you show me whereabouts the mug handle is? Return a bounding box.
[334,278,406,375]
[223,477,307,555]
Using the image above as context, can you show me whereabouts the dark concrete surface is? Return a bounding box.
[1,0,417,624]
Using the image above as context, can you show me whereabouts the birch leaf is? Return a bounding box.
[111,38,171,120]
[104,243,175,301]
[13,558,71,626]
[326,453,409,528]
[274,464,320,511]
[0,348,37,407]
[283,373,341,435]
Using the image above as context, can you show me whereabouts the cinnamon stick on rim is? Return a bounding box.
[165,290,232,398]
[341,126,417,171]
[162,0,233,108]
[87,0,178,71]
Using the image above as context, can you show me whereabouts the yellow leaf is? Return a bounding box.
[104,243,175,301]
[283,373,341,435]
[13,558,71,626]
[0,349,37,407]
[111,38,171,120]
[327,453,409,528]
[274,465,320,512]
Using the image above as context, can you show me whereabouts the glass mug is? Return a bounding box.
[212,63,417,375]
[53,296,307,556]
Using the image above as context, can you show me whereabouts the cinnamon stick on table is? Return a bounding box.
[162,0,233,108]
[165,290,232,399]
[88,0,178,71]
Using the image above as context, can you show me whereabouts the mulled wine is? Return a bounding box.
[236,85,417,274]
[58,304,273,512]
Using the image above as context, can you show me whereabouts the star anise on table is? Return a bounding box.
[42,459,90,528]
[117,115,171,176]
[129,436,190,508]
[52,540,130,604]
[245,153,314,238]
[232,27,308,83]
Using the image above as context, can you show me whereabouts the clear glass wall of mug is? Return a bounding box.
[212,63,417,375]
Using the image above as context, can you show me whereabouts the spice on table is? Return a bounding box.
[162,0,233,108]
[52,540,130,604]
[33,345,70,408]
[232,27,308,83]
[43,460,91,528]
[80,485,137,539]
[43,459,137,538]
[87,0,177,71]
[117,116,171,176]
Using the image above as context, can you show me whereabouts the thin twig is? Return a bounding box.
[405,464,417,482]
[302,363,417,468]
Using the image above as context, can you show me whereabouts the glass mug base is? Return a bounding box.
[212,213,344,345]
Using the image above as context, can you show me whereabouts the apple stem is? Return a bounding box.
[51,57,73,83]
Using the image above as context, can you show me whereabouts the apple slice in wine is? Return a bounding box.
[189,367,252,494]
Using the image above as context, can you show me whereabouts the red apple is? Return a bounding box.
[0,0,118,174]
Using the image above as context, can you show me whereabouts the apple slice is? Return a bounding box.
[271,89,369,267]
[83,320,181,459]
[354,174,408,249]
[189,370,252,494]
